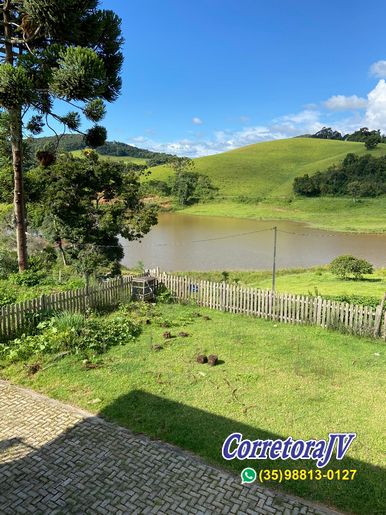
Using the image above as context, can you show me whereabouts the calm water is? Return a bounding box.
[121,213,386,271]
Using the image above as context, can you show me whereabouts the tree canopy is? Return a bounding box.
[293,153,386,198]
[27,153,158,276]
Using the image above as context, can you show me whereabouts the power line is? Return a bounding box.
[62,227,273,249]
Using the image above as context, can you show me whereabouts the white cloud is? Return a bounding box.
[128,63,386,158]
[370,60,386,78]
[365,79,386,130]
[128,110,325,158]
[324,95,367,111]
[192,117,203,125]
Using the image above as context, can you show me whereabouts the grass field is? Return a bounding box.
[180,196,386,233]
[70,150,148,165]
[174,267,386,301]
[148,138,386,233]
[149,138,386,198]
[2,302,384,514]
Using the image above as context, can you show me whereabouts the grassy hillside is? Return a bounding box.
[70,150,148,165]
[148,138,386,232]
[149,138,386,198]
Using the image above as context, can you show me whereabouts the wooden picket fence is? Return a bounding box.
[152,270,386,340]
[2,268,385,342]
[0,276,133,341]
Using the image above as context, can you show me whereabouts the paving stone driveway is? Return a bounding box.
[0,381,341,515]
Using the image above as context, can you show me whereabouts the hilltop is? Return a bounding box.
[148,137,386,199]
[148,138,386,233]
[29,134,173,163]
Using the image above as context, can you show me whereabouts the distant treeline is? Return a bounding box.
[28,134,176,164]
[294,153,386,198]
[305,127,386,149]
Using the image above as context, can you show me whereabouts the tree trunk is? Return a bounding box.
[10,107,28,271]
[57,239,68,266]
[3,0,28,271]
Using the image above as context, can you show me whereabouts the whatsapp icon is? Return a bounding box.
[241,467,257,484]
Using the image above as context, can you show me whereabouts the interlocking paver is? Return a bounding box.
[0,381,341,514]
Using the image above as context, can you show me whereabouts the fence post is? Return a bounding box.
[40,294,46,312]
[373,292,386,337]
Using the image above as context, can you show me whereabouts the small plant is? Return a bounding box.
[221,271,229,282]
[50,311,87,333]
[156,285,175,304]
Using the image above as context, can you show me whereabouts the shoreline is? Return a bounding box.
[166,198,386,235]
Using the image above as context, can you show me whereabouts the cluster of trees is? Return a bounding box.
[293,153,386,198]
[141,157,218,206]
[310,127,385,150]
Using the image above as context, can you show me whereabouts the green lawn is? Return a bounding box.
[2,302,384,514]
[174,267,386,303]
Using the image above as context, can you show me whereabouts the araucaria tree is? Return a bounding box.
[0,0,123,271]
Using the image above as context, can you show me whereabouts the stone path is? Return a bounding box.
[0,381,341,515]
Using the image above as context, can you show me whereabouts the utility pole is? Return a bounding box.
[272,226,277,291]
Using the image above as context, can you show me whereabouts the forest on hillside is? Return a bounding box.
[294,153,386,198]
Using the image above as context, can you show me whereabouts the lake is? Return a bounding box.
[121,213,386,271]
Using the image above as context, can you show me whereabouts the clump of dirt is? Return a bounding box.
[163,331,173,339]
[196,354,208,364]
[178,331,189,337]
[208,354,218,366]
[152,344,163,352]
[25,363,41,375]
[203,316,211,321]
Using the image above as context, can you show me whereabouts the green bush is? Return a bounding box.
[10,270,47,286]
[324,294,382,309]
[0,248,18,279]
[0,288,17,307]
[1,311,142,362]
[330,255,374,280]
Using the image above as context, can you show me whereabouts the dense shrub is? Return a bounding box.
[0,248,18,279]
[10,270,47,286]
[1,311,142,362]
[330,255,374,280]
[0,288,17,307]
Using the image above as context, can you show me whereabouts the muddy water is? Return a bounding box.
[121,213,386,271]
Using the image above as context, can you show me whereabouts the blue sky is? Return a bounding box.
[95,1,386,156]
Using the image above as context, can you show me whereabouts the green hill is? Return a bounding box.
[148,138,386,233]
[30,134,173,162]
[149,137,386,199]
